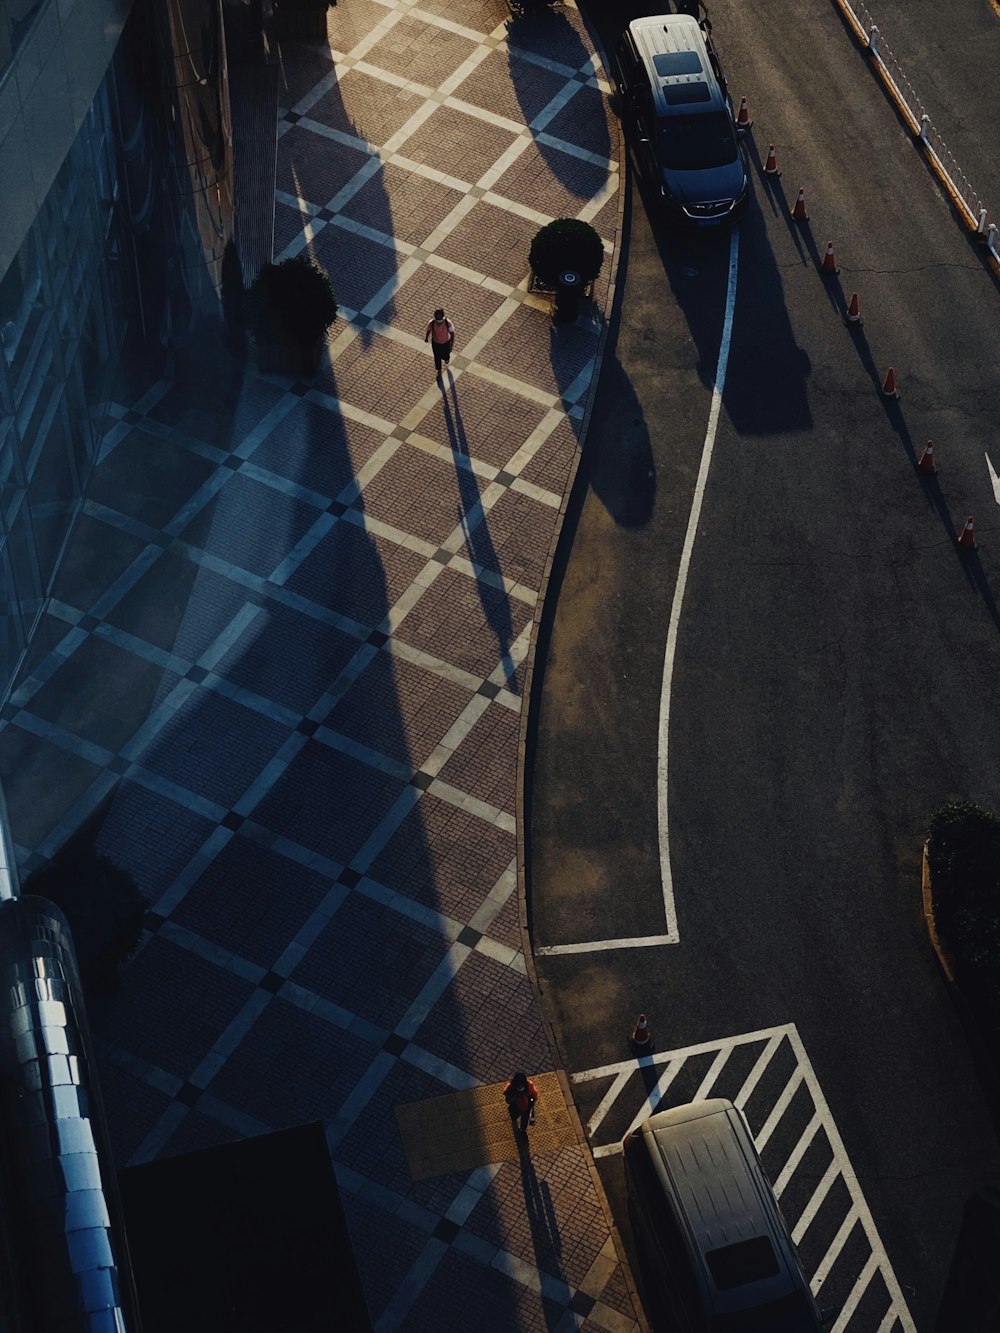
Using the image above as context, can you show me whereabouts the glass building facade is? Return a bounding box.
[0,0,233,694]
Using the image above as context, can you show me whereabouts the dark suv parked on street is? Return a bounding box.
[613,14,749,227]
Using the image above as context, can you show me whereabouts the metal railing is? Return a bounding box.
[838,0,1000,265]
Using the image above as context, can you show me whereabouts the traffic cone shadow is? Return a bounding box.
[805,245,847,319]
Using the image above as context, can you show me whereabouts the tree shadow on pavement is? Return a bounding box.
[441,376,519,691]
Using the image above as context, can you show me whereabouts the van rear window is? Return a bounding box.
[705,1235,779,1290]
[661,80,712,105]
[652,51,703,77]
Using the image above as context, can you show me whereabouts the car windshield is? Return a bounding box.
[658,111,737,170]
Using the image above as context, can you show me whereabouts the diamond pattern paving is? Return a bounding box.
[1,0,636,1328]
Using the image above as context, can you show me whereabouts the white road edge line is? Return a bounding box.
[656,227,741,943]
[537,228,742,958]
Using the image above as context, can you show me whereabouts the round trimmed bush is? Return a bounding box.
[529,218,604,288]
[248,256,337,348]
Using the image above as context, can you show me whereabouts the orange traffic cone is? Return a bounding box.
[881,366,899,399]
[821,241,839,275]
[957,516,976,549]
[631,1013,652,1050]
[790,187,809,221]
[763,143,780,176]
[845,292,862,325]
[917,441,936,473]
[736,96,752,130]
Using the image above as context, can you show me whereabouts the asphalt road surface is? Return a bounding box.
[528,0,1000,1328]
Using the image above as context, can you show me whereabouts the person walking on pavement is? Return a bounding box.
[424,308,456,379]
[503,1071,538,1136]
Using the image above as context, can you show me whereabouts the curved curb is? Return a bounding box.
[922,840,1000,1133]
[511,9,648,1330]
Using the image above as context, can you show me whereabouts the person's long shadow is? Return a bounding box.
[441,376,518,690]
[518,1145,568,1331]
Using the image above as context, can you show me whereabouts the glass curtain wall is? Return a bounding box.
[0,69,134,688]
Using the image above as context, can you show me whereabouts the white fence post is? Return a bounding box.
[977,209,988,235]
[868,24,879,55]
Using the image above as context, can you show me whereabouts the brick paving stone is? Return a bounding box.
[432,197,535,290]
[306,222,399,318]
[50,512,147,612]
[92,782,217,907]
[156,1109,240,1160]
[332,1061,472,1209]
[416,371,545,473]
[93,1057,174,1166]
[251,738,408,867]
[517,412,580,497]
[505,5,594,68]
[475,300,595,399]
[396,566,532,683]
[597,1261,641,1317]
[146,374,286,450]
[284,518,427,627]
[206,996,380,1127]
[141,687,290,810]
[436,702,518,816]
[364,13,480,89]
[93,937,257,1082]
[461,486,557,589]
[398,103,521,186]
[341,1192,432,1324]
[341,160,465,249]
[368,794,515,922]
[324,0,391,54]
[404,1246,566,1333]
[171,835,333,969]
[453,47,571,128]
[87,428,217,531]
[27,635,171,752]
[589,188,621,244]
[250,398,386,498]
[291,893,451,1029]
[465,1146,610,1286]
[0,723,105,850]
[275,44,335,111]
[414,0,508,31]
[358,441,485,547]
[274,198,312,256]
[307,68,425,148]
[326,649,473,769]
[491,136,611,219]
[105,549,251,662]
[484,888,522,952]
[213,601,358,714]
[411,951,548,1084]
[374,262,509,351]
[180,471,322,579]
[277,123,371,207]
[314,333,430,422]
[544,82,620,162]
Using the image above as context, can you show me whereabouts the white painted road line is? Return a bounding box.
[571,1023,916,1332]
[536,228,742,957]
[655,227,741,944]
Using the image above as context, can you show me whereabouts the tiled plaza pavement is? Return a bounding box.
[1,0,639,1328]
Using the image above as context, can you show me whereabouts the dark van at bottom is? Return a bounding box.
[623,1099,834,1331]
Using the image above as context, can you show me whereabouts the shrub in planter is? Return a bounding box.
[24,852,147,995]
[248,256,337,375]
[529,218,604,290]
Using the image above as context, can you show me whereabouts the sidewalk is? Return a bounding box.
[0,0,637,1327]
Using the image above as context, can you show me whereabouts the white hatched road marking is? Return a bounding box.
[571,1023,916,1333]
[536,228,742,958]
